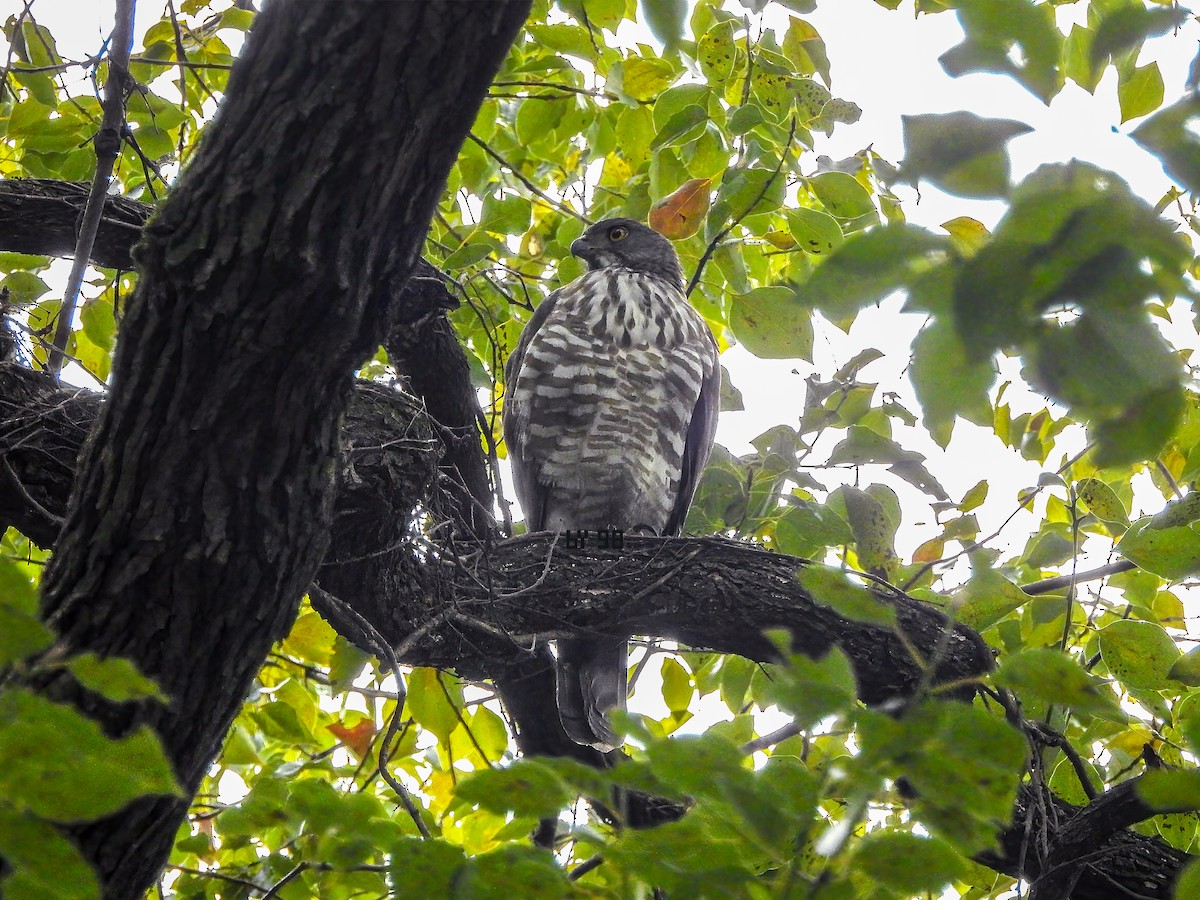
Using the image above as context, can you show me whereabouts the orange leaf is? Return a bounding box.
[649,177,712,240]
[912,537,945,564]
[328,718,376,759]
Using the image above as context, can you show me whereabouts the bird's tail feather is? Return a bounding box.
[555,637,626,752]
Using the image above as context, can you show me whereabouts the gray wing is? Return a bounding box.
[502,289,563,532]
[663,337,721,537]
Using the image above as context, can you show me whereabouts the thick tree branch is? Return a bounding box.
[1027,775,1194,900]
[0,180,497,539]
[0,179,150,270]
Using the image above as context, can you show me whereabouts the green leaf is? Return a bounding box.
[406,668,462,743]
[852,831,966,894]
[856,703,1025,853]
[1098,620,1181,690]
[453,759,573,819]
[1132,95,1200,194]
[1171,646,1200,687]
[762,644,859,729]
[697,20,737,84]
[0,271,51,306]
[828,425,922,466]
[796,564,895,627]
[1175,858,1200,899]
[807,171,876,224]
[0,556,39,616]
[525,23,598,60]
[829,485,899,578]
[650,104,708,150]
[727,103,765,135]
[950,567,1032,631]
[910,319,995,446]
[0,807,101,900]
[1150,493,1200,529]
[460,844,574,896]
[993,648,1125,722]
[1071,383,1181,471]
[1118,517,1200,581]
[717,165,786,218]
[801,224,947,318]
[940,0,1061,103]
[480,193,532,235]
[618,56,679,102]
[389,838,466,900]
[282,610,338,665]
[1091,5,1187,63]
[643,732,745,799]
[0,606,52,667]
[219,7,256,30]
[0,689,179,821]
[782,17,831,86]
[785,207,843,256]
[640,0,688,51]
[1076,477,1129,526]
[66,653,168,703]
[1118,62,1164,124]
[1139,769,1200,813]
[442,239,494,270]
[729,285,813,360]
[900,111,1031,198]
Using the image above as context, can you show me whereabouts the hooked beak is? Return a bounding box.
[570,236,594,261]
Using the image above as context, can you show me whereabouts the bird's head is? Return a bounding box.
[570,218,684,289]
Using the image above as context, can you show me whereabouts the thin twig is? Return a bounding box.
[1,456,64,528]
[1021,560,1135,596]
[49,0,136,376]
[309,583,432,839]
[260,863,307,900]
[569,855,605,881]
[685,116,796,297]
[740,721,802,755]
[466,133,591,224]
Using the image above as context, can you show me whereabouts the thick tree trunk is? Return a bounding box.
[0,2,530,897]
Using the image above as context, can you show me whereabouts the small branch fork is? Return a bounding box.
[48,0,136,376]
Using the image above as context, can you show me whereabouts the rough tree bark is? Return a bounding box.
[0,2,530,897]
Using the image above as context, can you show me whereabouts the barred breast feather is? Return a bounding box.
[505,269,719,537]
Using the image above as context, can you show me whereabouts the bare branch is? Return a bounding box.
[48,0,136,375]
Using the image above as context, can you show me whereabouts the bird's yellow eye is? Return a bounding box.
[609,226,628,241]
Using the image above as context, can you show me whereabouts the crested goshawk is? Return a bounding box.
[502,218,720,750]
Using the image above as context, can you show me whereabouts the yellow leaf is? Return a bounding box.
[940,216,990,257]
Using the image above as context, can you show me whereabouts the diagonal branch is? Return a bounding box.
[48,0,136,375]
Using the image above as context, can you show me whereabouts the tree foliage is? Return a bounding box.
[4,0,1200,898]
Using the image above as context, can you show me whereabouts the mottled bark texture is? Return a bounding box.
[1,2,530,897]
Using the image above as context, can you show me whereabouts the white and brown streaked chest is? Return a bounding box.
[504,268,719,534]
